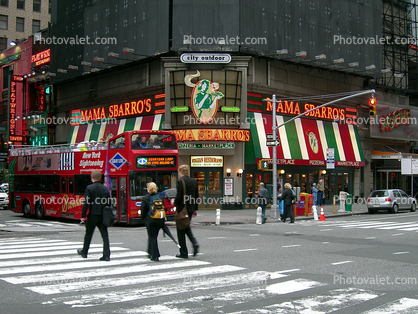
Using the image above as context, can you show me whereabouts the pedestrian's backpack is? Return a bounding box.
[149,194,166,219]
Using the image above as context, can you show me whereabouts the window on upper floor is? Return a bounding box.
[17,0,24,10]
[32,19,40,33]
[0,0,8,7]
[0,37,7,51]
[33,0,41,12]
[0,15,8,30]
[16,17,24,32]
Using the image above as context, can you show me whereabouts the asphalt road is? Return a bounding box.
[1,209,418,313]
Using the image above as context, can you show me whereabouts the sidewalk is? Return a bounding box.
[192,203,369,225]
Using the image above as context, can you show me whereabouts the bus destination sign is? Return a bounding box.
[136,156,176,168]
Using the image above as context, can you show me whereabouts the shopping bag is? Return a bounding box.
[102,206,117,227]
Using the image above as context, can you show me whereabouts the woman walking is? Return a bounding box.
[278,183,296,223]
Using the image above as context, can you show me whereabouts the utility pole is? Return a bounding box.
[263,89,375,219]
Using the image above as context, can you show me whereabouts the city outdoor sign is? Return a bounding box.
[180,53,231,63]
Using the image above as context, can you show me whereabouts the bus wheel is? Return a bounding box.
[35,202,45,219]
[23,202,32,218]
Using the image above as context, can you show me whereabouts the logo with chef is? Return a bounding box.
[185,70,224,124]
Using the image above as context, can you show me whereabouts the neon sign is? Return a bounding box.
[9,81,17,141]
[175,129,250,142]
[31,49,51,66]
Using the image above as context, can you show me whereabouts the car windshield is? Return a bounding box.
[371,190,389,197]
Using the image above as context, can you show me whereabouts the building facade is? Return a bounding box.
[0,0,51,51]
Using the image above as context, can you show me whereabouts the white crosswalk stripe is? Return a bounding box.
[318,220,418,232]
[0,237,417,313]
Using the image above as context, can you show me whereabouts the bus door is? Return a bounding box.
[111,176,127,222]
[60,176,69,217]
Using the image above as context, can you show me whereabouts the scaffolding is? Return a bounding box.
[378,0,418,102]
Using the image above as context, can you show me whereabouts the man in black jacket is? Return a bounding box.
[175,164,199,258]
[278,183,296,223]
[77,170,111,261]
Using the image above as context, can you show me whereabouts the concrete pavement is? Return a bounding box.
[192,203,369,225]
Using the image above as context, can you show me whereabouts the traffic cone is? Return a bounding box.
[319,206,327,221]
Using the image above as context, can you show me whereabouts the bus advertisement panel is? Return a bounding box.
[8,131,178,225]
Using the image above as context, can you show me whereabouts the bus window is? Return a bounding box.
[45,175,60,193]
[74,174,91,195]
[109,136,125,149]
[69,177,74,194]
[129,171,177,200]
[61,177,66,194]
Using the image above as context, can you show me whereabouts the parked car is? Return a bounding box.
[367,189,417,214]
[0,187,9,210]
[0,183,8,192]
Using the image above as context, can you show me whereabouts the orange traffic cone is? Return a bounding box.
[319,206,327,221]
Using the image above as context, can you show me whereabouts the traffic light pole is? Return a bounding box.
[264,89,375,220]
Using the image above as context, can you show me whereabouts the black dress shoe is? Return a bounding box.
[281,219,286,223]
[150,257,159,261]
[77,249,87,258]
[289,221,295,224]
[99,256,110,261]
[193,245,199,257]
[175,254,188,259]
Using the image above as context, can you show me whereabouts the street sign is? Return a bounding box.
[326,148,335,169]
[266,134,273,140]
[266,140,280,146]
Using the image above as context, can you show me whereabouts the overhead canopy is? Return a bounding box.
[248,112,365,167]
[68,114,164,144]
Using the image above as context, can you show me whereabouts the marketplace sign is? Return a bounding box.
[191,156,223,167]
[175,129,250,142]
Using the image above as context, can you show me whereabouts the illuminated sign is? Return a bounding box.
[180,53,232,64]
[175,129,250,142]
[136,156,176,168]
[380,108,411,133]
[31,49,51,66]
[12,75,24,82]
[9,81,17,141]
[70,94,164,125]
[9,135,24,142]
[178,143,235,149]
[185,70,224,124]
[265,100,345,121]
[191,156,223,167]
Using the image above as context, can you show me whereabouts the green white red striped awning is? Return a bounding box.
[248,112,365,167]
[68,114,164,144]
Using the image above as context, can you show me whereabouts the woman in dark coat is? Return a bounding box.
[278,183,296,223]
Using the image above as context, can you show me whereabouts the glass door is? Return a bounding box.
[192,168,223,209]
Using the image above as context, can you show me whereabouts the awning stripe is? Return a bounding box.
[249,112,263,160]
[285,119,302,160]
[322,122,340,161]
[152,114,162,130]
[97,121,106,141]
[295,118,309,160]
[277,116,291,159]
[118,119,126,135]
[133,117,142,130]
[84,123,93,142]
[317,120,328,158]
[332,122,346,161]
[255,112,269,158]
[124,118,136,132]
[76,125,87,143]
[348,124,361,162]
[90,123,101,142]
[70,125,78,144]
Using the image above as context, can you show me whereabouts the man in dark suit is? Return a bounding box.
[175,164,199,258]
[77,170,111,261]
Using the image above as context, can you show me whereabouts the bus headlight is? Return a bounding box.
[137,209,141,215]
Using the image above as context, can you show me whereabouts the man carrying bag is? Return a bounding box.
[174,164,199,258]
[77,170,111,261]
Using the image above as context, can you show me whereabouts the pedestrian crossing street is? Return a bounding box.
[316,219,418,232]
[0,237,418,313]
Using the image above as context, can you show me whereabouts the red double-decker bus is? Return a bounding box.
[8,130,178,225]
